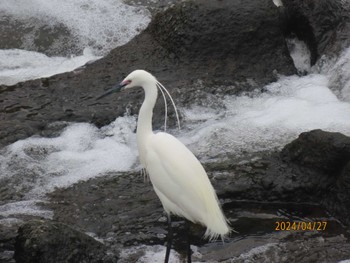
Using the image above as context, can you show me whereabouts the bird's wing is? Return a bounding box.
[144,132,218,222]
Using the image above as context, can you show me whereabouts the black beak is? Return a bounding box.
[96,82,127,100]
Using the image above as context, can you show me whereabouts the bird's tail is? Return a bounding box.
[203,193,232,241]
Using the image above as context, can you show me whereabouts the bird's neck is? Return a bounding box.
[137,82,158,138]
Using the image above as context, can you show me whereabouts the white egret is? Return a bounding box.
[97,70,231,262]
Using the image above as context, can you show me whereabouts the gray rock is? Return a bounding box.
[149,0,295,84]
[281,129,350,175]
[327,161,350,224]
[14,220,112,263]
[281,129,350,224]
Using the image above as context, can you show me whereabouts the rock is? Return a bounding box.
[207,130,350,226]
[0,222,18,263]
[210,153,332,204]
[0,0,296,148]
[282,0,350,63]
[281,129,350,224]
[46,173,164,246]
[216,234,350,263]
[324,161,350,225]
[281,129,350,175]
[14,220,112,263]
[150,0,295,84]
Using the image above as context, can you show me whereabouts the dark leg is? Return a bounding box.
[186,220,192,263]
[164,215,173,263]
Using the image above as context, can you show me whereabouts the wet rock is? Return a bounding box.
[281,129,350,224]
[0,222,17,263]
[221,234,350,263]
[14,220,112,263]
[277,234,350,263]
[324,157,350,225]
[281,129,350,175]
[46,173,165,246]
[0,0,295,148]
[282,0,350,63]
[150,0,295,84]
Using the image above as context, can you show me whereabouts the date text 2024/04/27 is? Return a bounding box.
[275,221,327,231]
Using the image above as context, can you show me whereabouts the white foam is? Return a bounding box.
[0,116,138,202]
[180,73,350,160]
[0,48,99,86]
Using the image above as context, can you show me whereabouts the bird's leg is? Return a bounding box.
[186,220,192,263]
[164,215,173,263]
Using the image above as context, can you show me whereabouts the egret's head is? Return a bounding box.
[121,70,157,89]
[96,70,156,100]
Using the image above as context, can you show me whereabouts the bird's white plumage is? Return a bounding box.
[120,69,231,241]
[144,132,230,240]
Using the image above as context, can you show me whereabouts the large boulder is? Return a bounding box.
[281,129,350,175]
[0,0,296,148]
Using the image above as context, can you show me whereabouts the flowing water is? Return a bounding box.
[1,1,350,262]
